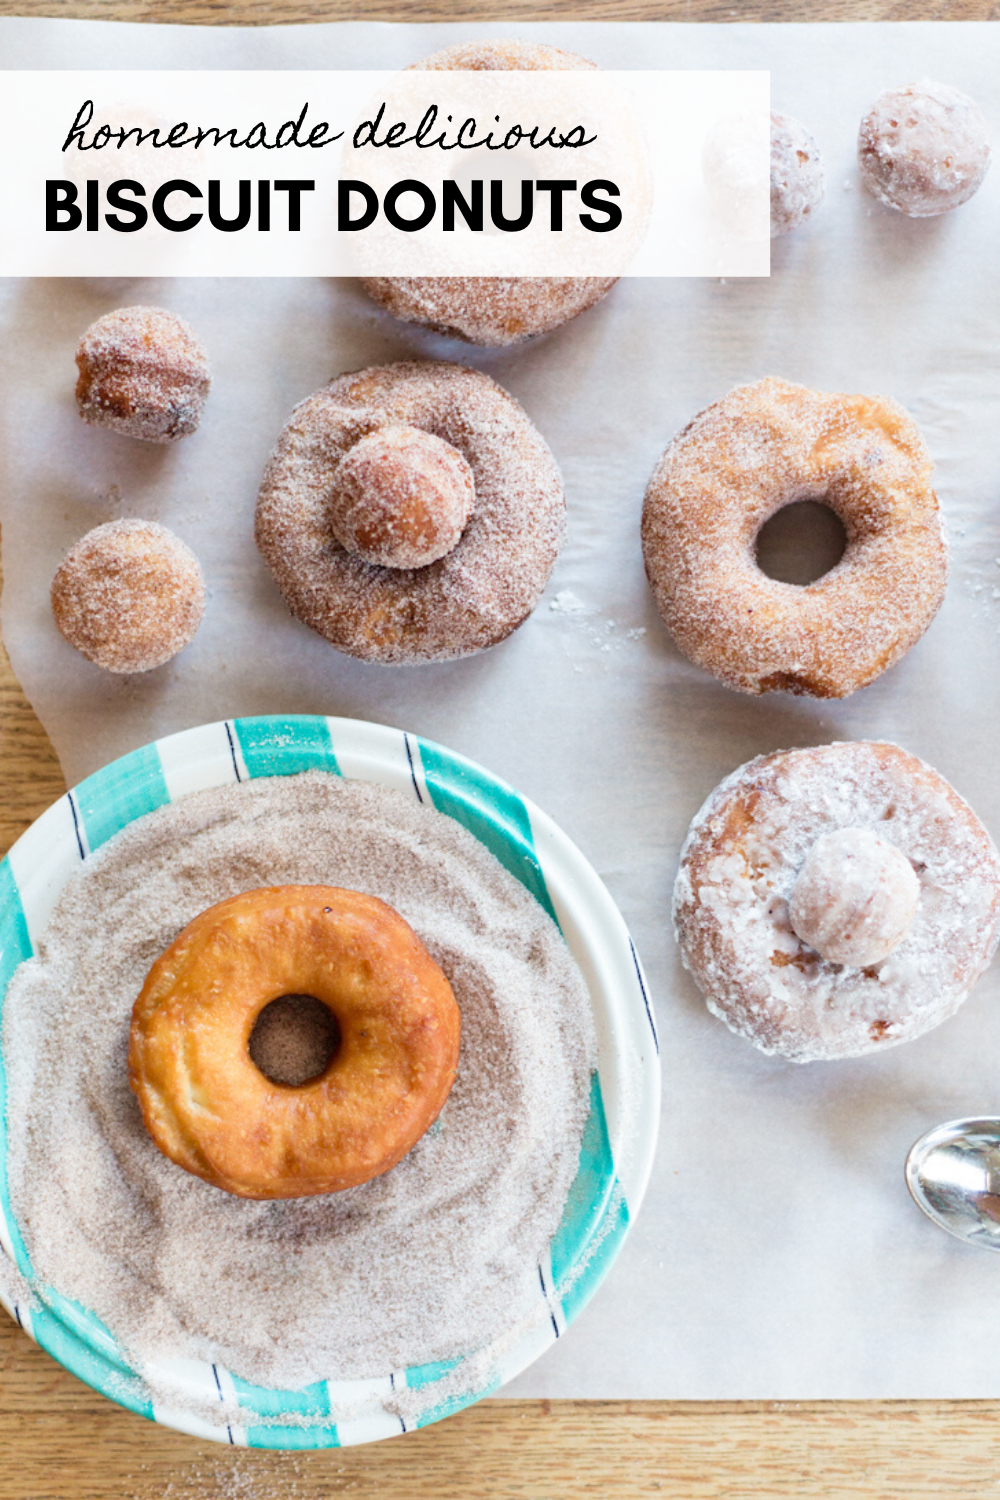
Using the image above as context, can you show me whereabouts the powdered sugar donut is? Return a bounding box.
[360,40,617,346]
[770,111,825,237]
[641,377,948,698]
[254,361,564,663]
[858,81,992,217]
[673,742,1000,1063]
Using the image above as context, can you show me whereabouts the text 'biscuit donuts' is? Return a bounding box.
[360,39,618,346]
[129,885,461,1199]
[641,377,948,698]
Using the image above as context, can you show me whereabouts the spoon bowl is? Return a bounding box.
[906,1117,1000,1250]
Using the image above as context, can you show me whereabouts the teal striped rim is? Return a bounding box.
[0,716,659,1449]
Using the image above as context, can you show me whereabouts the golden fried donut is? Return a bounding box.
[360,39,617,346]
[76,306,211,442]
[641,377,948,698]
[51,519,205,674]
[254,360,565,663]
[129,886,461,1199]
[674,742,1000,1063]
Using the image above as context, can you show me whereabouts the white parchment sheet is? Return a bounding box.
[6,18,1000,1399]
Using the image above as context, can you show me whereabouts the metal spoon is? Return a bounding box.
[906,1117,1000,1249]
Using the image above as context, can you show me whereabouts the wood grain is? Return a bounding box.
[4,3,1000,1492]
[1,0,999,25]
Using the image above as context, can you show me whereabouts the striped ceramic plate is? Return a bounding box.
[0,715,659,1448]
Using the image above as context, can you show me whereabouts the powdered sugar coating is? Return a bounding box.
[858,81,992,217]
[2,772,594,1387]
[360,40,617,347]
[328,424,474,570]
[75,306,210,443]
[788,827,920,967]
[641,377,948,698]
[255,361,565,664]
[51,519,205,674]
[673,742,1000,1063]
[770,111,825,238]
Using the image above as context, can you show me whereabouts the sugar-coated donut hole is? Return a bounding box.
[248,994,342,1087]
[755,499,848,586]
[857,81,992,218]
[789,826,921,968]
[328,424,475,570]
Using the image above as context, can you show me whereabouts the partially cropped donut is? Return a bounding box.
[770,111,825,237]
[75,306,210,442]
[360,40,617,346]
[255,360,565,663]
[51,519,205,674]
[129,886,461,1199]
[641,377,948,698]
[858,81,991,217]
[674,743,1000,1063]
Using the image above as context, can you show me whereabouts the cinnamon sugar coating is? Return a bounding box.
[328,424,474,570]
[51,519,205,673]
[858,81,992,218]
[254,361,565,664]
[641,377,948,698]
[674,742,1000,1063]
[76,306,211,443]
[360,40,617,347]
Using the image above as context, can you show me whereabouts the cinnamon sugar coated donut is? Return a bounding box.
[129,886,461,1199]
[641,377,948,698]
[858,82,992,217]
[674,743,1000,1063]
[76,306,211,442]
[51,519,205,674]
[360,40,617,346]
[770,111,825,237]
[255,361,564,663]
[328,424,474,569]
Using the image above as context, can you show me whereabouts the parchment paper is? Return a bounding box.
[5,17,1000,1399]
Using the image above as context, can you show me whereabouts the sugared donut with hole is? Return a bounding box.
[673,742,1000,1063]
[129,885,461,1199]
[641,377,948,698]
[254,360,565,664]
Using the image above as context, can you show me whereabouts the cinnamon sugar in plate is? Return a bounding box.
[1,772,595,1401]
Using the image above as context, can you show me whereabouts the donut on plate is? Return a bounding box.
[254,360,565,664]
[673,742,1000,1063]
[360,39,618,346]
[641,377,948,698]
[129,885,461,1199]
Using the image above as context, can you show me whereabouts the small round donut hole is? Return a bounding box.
[329,424,475,571]
[755,499,847,586]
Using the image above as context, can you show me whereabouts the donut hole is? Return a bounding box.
[248,994,341,1087]
[755,500,847,585]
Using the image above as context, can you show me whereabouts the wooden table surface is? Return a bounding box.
[4,2,1000,1494]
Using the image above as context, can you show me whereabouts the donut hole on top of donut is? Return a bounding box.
[754,498,848,586]
[248,993,342,1087]
[255,361,566,665]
